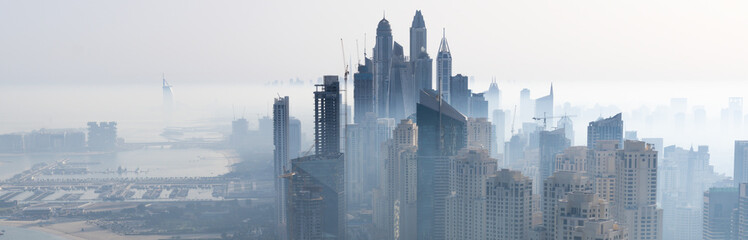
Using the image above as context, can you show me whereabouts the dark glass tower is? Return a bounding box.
[539,128,571,185]
[315,76,341,156]
[375,18,393,118]
[411,11,432,93]
[449,74,469,115]
[416,90,467,240]
[354,58,374,124]
[587,113,623,148]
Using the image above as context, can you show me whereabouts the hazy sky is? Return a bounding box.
[2,0,747,86]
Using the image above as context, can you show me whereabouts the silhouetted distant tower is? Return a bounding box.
[436,30,452,104]
[469,93,488,119]
[162,75,174,111]
[389,42,412,120]
[375,18,393,118]
[449,74,469,115]
[535,84,553,128]
[484,80,501,120]
[557,115,574,145]
[587,113,623,148]
[410,10,427,64]
[735,140,748,186]
[354,58,374,123]
[411,11,433,92]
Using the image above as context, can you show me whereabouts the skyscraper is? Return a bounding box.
[588,140,619,203]
[485,80,501,121]
[486,169,533,240]
[389,42,415,120]
[587,113,623,148]
[450,74,469,115]
[416,90,467,240]
[273,96,290,238]
[542,171,592,240]
[410,11,432,93]
[469,92,488,119]
[520,88,534,124]
[286,76,345,240]
[703,187,739,240]
[289,117,301,159]
[557,115,574,145]
[445,149,496,240]
[436,30,452,104]
[614,140,662,240]
[314,76,341,156]
[535,84,554,128]
[539,128,571,183]
[375,18,393,118]
[409,10,427,64]
[735,140,748,186]
[354,58,374,124]
[381,119,418,240]
[493,109,506,156]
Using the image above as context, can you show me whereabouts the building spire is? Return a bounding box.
[438,28,450,53]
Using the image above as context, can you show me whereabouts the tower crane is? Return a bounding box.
[531,113,577,130]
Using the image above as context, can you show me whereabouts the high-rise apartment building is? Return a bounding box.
[445,149,496,240]
[416,90,467,240]
[588,113,623,148]
[467,117,492,155]
[614,140,662,240]
[469,92,488,119]
[381,119,418,240]
[450,74,469,115]
[542,171,592,240]
[556,146,587,173]
[486,169,533,240]
[588,140,619,203]
[539,128,571,182]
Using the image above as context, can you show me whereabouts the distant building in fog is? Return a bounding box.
[587,113,623,148]
[556,115,574,146]
[539,128,570,182]
[87,122,117,151]
[703,187,739,240]
[450,74,469,115]
[735,141,748,186]
[469,92,488,119]
[534,85,553,129]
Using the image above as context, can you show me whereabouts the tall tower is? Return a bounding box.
[588,140,619,203]
[416,90,467,240]
[557,115,574,145]
[314,76,341,156]
[449,74,469,115]
[381,119,419,240]
[162,75,174,111]
[534,84,554,129]
[272,96,290,238]
[486,169,533,240]
[445,149,496,240]
[286,76,345,240]
[436,30,452,104]
[354,58,375,124]
[587,113,624,148]
[411,11,432,92]
[539,128,570,183]
[614,140,662,240]
[485,80,501,121]
[735,140,748,186]
[410,10,427,63]
[375,18,393,118]
[703,186,739,240]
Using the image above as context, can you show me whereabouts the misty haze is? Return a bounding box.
[1,1,747,240]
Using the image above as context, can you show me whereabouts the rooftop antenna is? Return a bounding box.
[363,33,367,59]
[356,39,361,65]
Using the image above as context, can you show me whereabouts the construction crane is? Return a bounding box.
[531,113,577,130]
